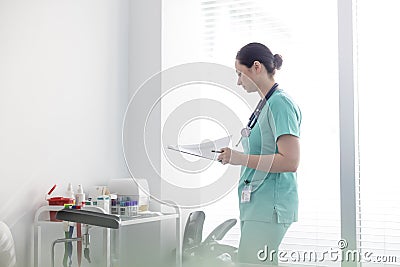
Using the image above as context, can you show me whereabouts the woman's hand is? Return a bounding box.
[217,147,246,165]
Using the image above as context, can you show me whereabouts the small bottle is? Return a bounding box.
[111,199,118,215]
[126,201,132,216]
[119,201,126,216]
[132,201,138,216]
[76,184,85,207]
[66,183,75,201]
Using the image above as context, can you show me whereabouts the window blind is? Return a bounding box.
[355,1,400,265]
[199,3,342,266]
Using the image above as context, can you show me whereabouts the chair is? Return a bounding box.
[182,211,237,266]
[0,221,17,267]
[182,211,205,253]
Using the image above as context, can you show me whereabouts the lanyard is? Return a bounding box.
[235,83,279,146]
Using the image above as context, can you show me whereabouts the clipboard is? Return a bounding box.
[167,136,231,161]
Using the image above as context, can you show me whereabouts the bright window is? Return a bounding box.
[355,1,400,265]
[162,1,341,265]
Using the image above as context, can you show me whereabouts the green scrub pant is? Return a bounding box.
[238,212,291,265]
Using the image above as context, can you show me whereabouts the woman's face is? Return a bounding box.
[235,60,258,93]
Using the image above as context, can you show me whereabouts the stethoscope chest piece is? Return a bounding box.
[241,127,251,137]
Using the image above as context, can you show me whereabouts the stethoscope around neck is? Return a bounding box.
[235,83,279,147]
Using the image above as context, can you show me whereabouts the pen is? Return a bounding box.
[211,150,222,153]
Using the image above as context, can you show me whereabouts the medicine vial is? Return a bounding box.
[75,184,85,206]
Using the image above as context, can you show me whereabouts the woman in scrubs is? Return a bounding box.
[217,42,301,265]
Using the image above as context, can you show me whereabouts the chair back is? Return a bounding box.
[182,211,205,251]
[203,218,237,244]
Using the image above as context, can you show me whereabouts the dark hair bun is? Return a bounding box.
[236,43,282,74]
[273,54,283,70]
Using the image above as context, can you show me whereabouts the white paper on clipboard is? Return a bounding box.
[167,136,231,161]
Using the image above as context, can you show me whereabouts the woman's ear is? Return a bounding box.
[253,61,262,73]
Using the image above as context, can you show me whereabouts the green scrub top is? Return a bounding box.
[239,89,301,224]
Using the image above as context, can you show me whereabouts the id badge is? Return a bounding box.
[241,184,252,203]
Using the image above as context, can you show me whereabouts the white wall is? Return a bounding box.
[126,0,162,210]
[121,1,173,266]
[0,0,130,266]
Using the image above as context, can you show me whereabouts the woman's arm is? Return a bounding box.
[218,134,300,173]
